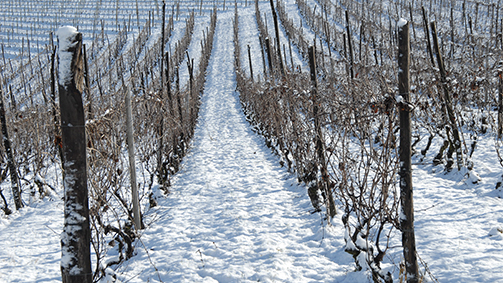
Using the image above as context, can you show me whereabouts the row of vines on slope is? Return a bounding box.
[235,0,503,281]
[236,6,399,280]
[0,5,218,281]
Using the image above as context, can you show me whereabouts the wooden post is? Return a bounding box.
[308,46,336,222]
[0,80,22,210]
[431,21,464,171]
[56,26,92,283]
[397,19,419,283]
[345,11,354,79]
[359,22,363,62]
[161,0,166,91]
[50,36,65,165]
[499,68,503,139]
[155,2,168,189]
[260,37,267,77]
[409,3,416,40]
[126,86,142,230]
[288,39,294,72]
[82,44,92,119]
[166,52,172,104]
[269,0,284,76]
[422,6,435,66]
[247,45,254,81]
[265,37,274,76]
[450,7,454,59]
[372,36,379,66]
[325,21,332,59]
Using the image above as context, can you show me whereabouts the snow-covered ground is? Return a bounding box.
[412,135,503,282]
[115,12,356,282]
[1,1,503,283]
[0,167,64,282]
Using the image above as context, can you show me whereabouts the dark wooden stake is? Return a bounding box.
[50,37,65,165]
[125,86,142,230]
[82,44,92,119]
[269,0,284,77]
[288,39,294,72]
[431,21,464,171]
[247,45,254,81]
[499,68,503,139]
[0,81,22,211]
[422,6,435,66]
[57,28,92,283]
[161,0,166,90]
[308,46,336,223]
[265,37,274,76]
[346,11,354,79]
[398,20,419,283]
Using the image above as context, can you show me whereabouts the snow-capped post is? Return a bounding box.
[397,19,419,283]
[308,46,336,222]
[431,21,463,171]
[56,26,92,283]
[0,79,23,211]
[126,85,142,230]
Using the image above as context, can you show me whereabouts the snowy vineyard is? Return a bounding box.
[0,0,503,282]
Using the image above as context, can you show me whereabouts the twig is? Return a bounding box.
[417,252,439,283]
[137,236,163,282]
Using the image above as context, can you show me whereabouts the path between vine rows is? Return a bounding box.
[0,6,502,283]
[118,10,358,282]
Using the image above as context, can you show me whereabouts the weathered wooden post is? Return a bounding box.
[308,46,336,222]
[56,26,92,283]
[345,10,354,79]
[397,19,419,283]
[269,0,284,76]
[499,67,503,140]
[0,80,22,211]
[125,86,142,230]
[50,33,65,166]
[247,45,254,82]
[265,37,274,76]
[161,0,166,90]
[82,44,92,119]
[156,0,167,188]
[431,21,464,171]
[421,6,435,66]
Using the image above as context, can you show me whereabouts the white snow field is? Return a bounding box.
[115,11,355,282]
[0,1,503,283]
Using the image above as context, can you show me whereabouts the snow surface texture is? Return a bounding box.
[116,11,355,282]
[1,5,503,283]
[0,197,64,282]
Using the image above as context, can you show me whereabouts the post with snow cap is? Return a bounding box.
[397,19,419,283]
[56,26,92,283]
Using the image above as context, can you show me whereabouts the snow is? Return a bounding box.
[0,203,63,282]
[1,1,503,283]
[56,26,80,88]
[397,18,408,28]
[113,10,353,281]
